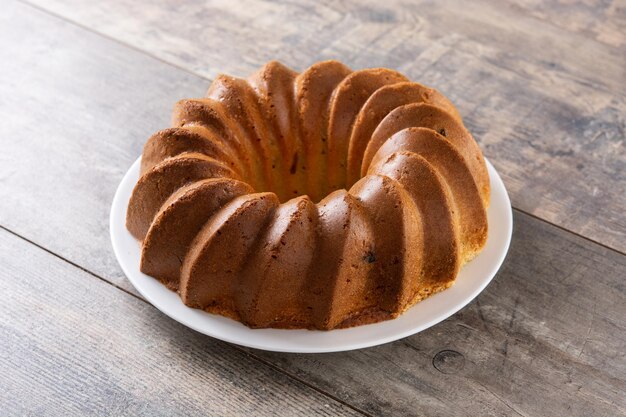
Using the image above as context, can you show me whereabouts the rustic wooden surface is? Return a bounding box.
[24,0,626,253]
[0,0,625,415]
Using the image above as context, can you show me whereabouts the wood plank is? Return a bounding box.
[498,0,626,48]
[0,0,210,294]
[26,0,625,91]
[0,227,363,416]
[23,0,626,252]
[247,211,626,416]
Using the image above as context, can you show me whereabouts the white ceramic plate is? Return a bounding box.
[111,157,512,353]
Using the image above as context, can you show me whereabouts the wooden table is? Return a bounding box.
[1,0,624,415]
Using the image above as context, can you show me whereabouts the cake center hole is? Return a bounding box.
[257,150,358,204]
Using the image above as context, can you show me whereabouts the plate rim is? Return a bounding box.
[110,156,512,353]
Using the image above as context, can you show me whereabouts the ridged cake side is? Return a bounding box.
[126,60,490,330]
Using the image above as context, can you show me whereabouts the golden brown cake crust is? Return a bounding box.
[140,178,253,287]
[126,60,490,330]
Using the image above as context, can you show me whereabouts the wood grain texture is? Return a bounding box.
[248,211,626,416]
[499,0,626,48]
[0,0,209,294]
[23,0,626,252]
[0,228,363,416]
[1,1,625,416]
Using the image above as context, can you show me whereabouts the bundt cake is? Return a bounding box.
[126,60,489,330]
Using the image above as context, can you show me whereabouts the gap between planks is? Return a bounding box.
[16,0,626,258]
[0,224,372,417]
[512,208,626,257]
